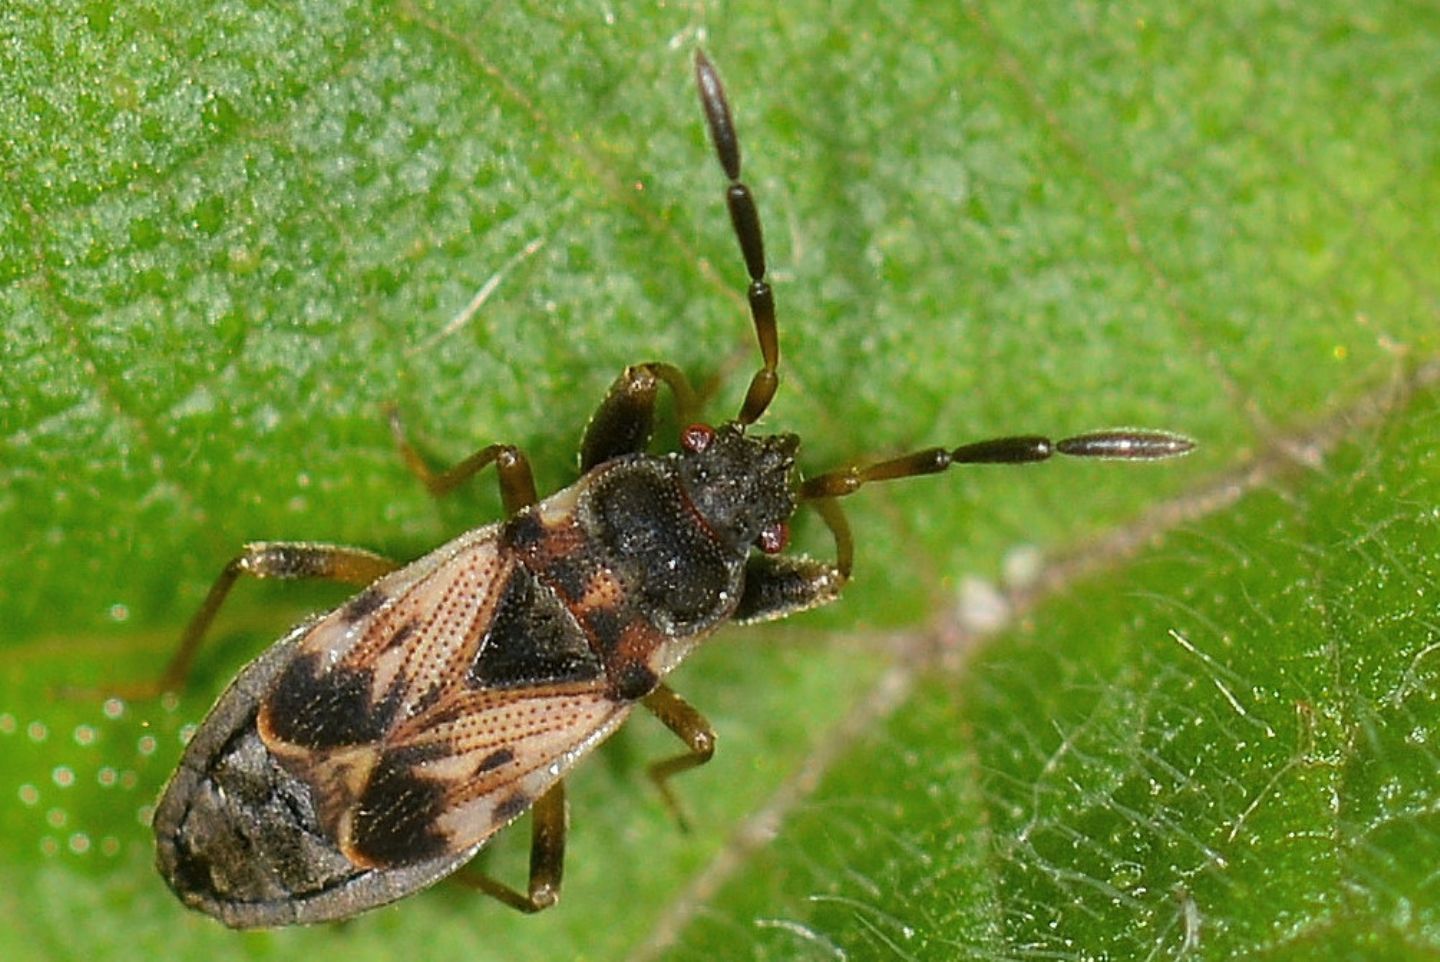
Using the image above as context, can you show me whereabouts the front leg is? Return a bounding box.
[641,684,716,832]
[580,363,698,471]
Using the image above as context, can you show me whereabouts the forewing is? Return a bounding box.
[255,525,626,868]
[349,683,629,867]
[257,526,510,754]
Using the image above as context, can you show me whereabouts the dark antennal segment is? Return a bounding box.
[695,51,778,426]
[800,430,1195,501]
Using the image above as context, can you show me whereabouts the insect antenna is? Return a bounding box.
[799,430,1195,577]
[695,50,778,426]
[799,430,1195,501]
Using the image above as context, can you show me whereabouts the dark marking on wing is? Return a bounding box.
[468,567,602,689]
[419,698,472,730]
[382,618,418,652]
[349,746,450,867]
[474,747,515,774]
[411,679,444,715]
[263,652,403,750]
[507,512,594,601]
[341,586,386,623]
[493,790,531,823]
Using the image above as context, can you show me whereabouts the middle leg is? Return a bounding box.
[115,541,400,699]
[641,684,716,832]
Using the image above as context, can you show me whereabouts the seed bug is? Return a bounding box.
[150,51,1193,928]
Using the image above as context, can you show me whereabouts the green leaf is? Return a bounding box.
[663,389,1440,960]
[1,1,1435,960]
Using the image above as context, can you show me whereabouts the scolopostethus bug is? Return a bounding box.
[148,50,1193,927]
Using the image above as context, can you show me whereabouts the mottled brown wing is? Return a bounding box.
[361,682,629,866]
[255,524,629,868]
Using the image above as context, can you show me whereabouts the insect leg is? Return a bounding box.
[811,496,855,579]
[695,51,779,426]
[387,404,538,512]
[641,684,716,832]
[150,542,398,697]
[579,362,698,471]
[459,781,567,913]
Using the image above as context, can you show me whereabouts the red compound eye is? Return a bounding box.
[681,423,715,453]
[756,521,789,554]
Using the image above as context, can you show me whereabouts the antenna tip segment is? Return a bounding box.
[1056,430,1196,461]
